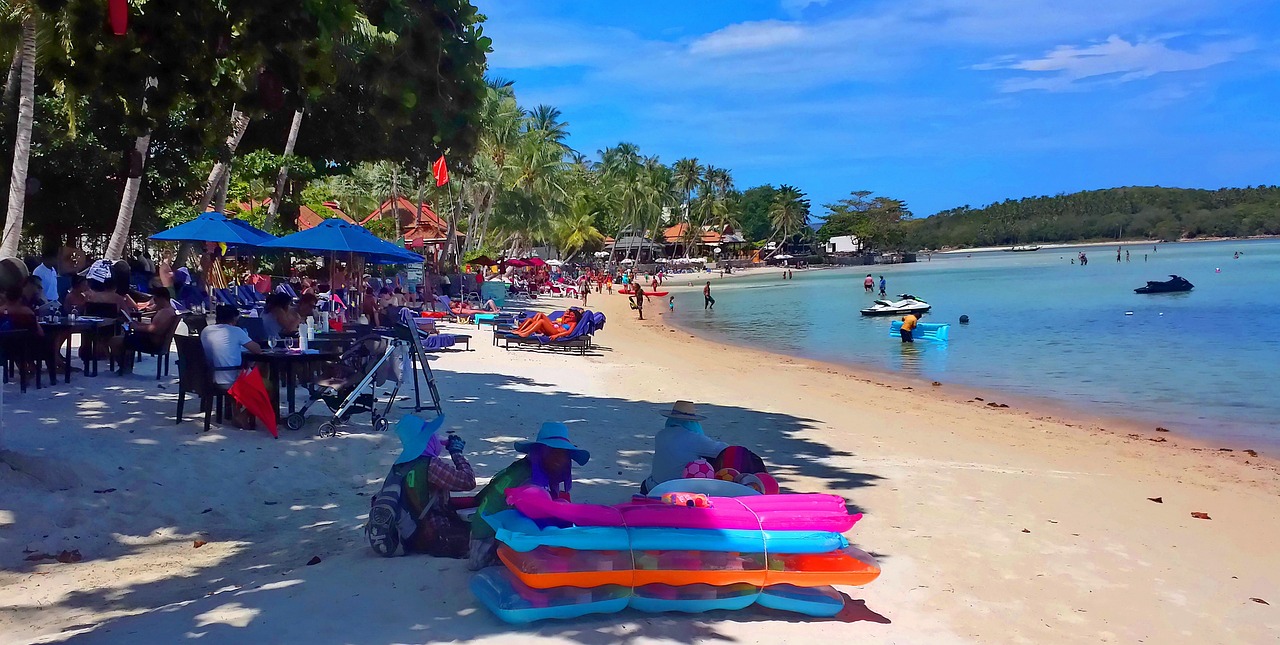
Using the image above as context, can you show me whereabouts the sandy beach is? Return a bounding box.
[2,275,1277,644]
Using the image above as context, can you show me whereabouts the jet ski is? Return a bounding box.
[1134,275,1193,294]
[860,294,932,316]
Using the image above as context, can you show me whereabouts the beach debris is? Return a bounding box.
[1147,497,1163,503]
[264,501,278,505]
[1156,427,1170,432]
[25,552,53,562]
[307,556,322,566]
[931,381,941,386]
[1021,529,1030,533]
[193,540,207,549]
[986,402,1009,408]
[1150,437,1167,443]
[92,488,116,494]
[1244,449,1258,457]
[56,549,82,563]
[974,397,984,401]
[1191,512,1211,520]
[1124,311,1134,316]
[1219,448,1234,452]
[201,508,212,514]
[1250,597,1269,605]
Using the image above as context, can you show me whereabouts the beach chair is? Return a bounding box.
[133,314,183,380]
[498,311,595,356]
[0,329,52,392]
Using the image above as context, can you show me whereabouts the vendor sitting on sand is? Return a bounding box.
[467,422,590,570]
[367,416,476,558]
[641,401,727,494]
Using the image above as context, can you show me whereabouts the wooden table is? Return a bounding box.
[39,317,116,381]
[242,348,341,418]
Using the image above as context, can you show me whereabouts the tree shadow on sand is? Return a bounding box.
[2,364,888,644]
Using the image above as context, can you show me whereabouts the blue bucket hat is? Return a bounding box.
[514,422,590,466]
[394,415,446,464]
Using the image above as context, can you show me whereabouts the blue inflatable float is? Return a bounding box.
[889,320,950,342]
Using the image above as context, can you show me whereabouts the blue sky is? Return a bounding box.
[476,0,1280,217]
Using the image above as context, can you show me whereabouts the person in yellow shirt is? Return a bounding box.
[900,311,921,343]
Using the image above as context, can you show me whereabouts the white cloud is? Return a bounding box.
[981,35,1255,92]
[689,20,806,56]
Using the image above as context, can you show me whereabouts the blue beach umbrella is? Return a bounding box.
[262,219,424,265]
[149,211,277,246]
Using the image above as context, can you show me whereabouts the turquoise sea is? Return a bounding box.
[671,239,1280,447]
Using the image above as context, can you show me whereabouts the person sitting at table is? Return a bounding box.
[296,293,318,324]
[261,292,297,341]
[361,286,381,326]
[201,304,262,427]
[0,286,41,335]
[21,275,52,313]
[108,286,178,375]
[63,275,89,314]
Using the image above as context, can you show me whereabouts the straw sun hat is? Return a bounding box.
[660,400,706,421]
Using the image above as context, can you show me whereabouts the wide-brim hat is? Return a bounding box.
[661,400,706,421]
[395,415,445,464]
[515,422,590,465]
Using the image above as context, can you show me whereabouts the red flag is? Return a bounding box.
[432,155,449,187]
[228,366,279,438]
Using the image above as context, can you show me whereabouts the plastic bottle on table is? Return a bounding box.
[299,322,310,351]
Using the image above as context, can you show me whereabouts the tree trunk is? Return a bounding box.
[265,108,304,229]
[213,164,229,214]
[0,18,36,258]
[2,43,21,112]
[105,131,152,260]
[198,109,250,213]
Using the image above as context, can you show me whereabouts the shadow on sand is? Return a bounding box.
[1,359,887,644]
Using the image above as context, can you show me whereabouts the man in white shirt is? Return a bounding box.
[32,247,60,304]
[201,305,262,389]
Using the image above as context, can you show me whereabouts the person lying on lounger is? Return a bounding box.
[511,308,580,339]
[449,299,499,314]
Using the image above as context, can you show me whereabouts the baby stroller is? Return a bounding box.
[286,332,408,437]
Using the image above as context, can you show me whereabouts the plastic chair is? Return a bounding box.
[174,335,227,431]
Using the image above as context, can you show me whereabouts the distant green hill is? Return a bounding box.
[904,186,1280,250]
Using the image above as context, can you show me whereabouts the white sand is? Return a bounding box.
[1,282,1277,644]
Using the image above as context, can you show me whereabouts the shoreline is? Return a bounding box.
[659,264,1277,455]
[648,294,1278,467]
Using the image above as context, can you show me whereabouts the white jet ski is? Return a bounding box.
[860,294,931,316]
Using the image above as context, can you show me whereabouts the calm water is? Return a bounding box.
[672,239,1280,447]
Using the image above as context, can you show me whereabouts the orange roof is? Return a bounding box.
[361,196,451,232]
[663,223,722,244]
[298,202,354,230]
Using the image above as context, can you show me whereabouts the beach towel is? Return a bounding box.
[227,367,278,437]
[421,334,457,350]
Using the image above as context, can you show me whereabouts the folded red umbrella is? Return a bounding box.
[228,366,278,438]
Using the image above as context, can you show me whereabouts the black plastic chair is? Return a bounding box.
[174,335,226,431]
[0,329,56,391]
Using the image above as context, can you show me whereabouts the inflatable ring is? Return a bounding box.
[737,473,765,494]
[754,472,781,495]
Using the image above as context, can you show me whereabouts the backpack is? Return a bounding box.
[366,457,433,557]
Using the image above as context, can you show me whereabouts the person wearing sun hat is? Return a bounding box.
[642,401,727,494]
[366,415,477,558]
[467,422,591,570]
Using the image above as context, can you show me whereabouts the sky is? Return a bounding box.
[476,0,1280,217]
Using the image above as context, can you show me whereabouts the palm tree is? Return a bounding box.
[0,6,35,258]
[768,185,810,257]
[672,157,703,256]
[552,196,604,259]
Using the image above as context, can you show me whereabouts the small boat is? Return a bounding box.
[1134,275,1193,294]
[860,295,931,316]
[1004,245,1041,252]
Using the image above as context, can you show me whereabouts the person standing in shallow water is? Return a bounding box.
[703,281,715,310]
[878,276,887,297]
[863,274,874,293]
